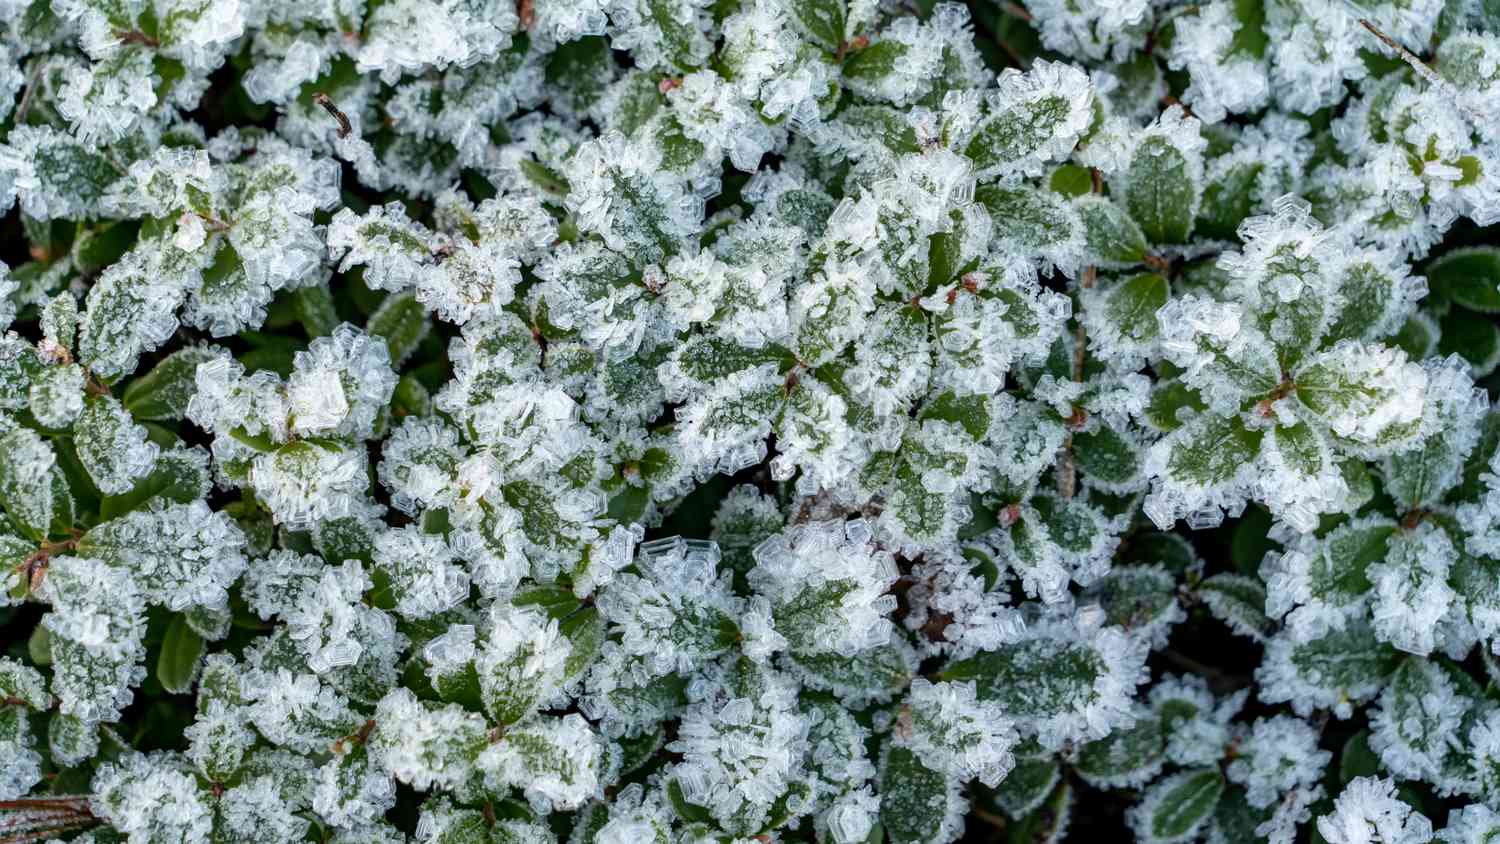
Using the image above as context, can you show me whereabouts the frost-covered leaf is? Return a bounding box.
[1198,573,1273,641]
[879,745,962,844]
[1073,715,1165,789]
[1119,109,1205,245]
[1077,195,1149,267]
[122,347,223,422]
[74,395,160,495]
[1128,768,1224,844]
[986,751,1061,819]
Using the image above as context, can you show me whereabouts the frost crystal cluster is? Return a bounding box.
[0,0,1499,839]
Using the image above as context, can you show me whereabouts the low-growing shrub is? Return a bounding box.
[1,0,1499,840]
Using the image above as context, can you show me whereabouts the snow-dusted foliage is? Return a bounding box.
[1,0,1499,839]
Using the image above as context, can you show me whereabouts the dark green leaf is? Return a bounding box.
[156,613,206,695]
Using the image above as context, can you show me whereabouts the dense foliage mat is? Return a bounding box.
[1,0,1500,841]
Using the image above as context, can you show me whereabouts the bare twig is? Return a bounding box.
[1357,19,1442,86]
[998,1,1032,21]
[112,29,160,48]
[1058,172,1102,500]
[313,92,353,138]
[12,61,44,126]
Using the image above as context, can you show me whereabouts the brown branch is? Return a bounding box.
[1356,19,1436,80]
[112,29,160,47]
[12,61,43,126]
[998,1,1032,22]
[1057,173,1102,500]
[313,93,353,139]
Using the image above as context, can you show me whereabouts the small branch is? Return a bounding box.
[1058,174,1102,501]
[998,1,1032,22]
[112,29,160,48]
[0,795,97,844]
[1357,19,1442,86]
[312,93,353,139]
[12,61,43,126]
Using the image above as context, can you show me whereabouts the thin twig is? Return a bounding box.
[998,1,1032,22]
[13,61,43,126]
[112,29,160,48]
[313,92,353,138]
[1356,19,1442,86]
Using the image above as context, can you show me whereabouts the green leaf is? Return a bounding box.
[1122,531,1200,576]
[1077,195,1150,267]
[1005,779,1073,844]
[1437,307,1500,377]
[1073,424,1142,489]
[71,220,140,276]
[1144,378,1207,432]
[1160,413,1262,489]
[1227,0,1268,57]
[1338,730,1380,785]
[1135,768,1224,844]
[941,638,1108,724]
[668,336,795,387]
[1074,716,1165,789]
[667,777,715,824]
[1303,519,1395,608]
[183,603,231,642]
[1049,164,1093,197]
[1326,261,1408,346]
[1456,411,1500,503]
[1103,272,1170,345]
[880,745,960,844]
[156,613,206,695]
[833,106,920,155]
[1427,247,1500,313]
[1270,622,1401,713]
[0,428,72,542]
[1229,505,1272,575]
[519,158,570,197]
[1207,787,1269,844]
[74,395,158,496]
[99,446,209,520]
[27,625,51,666]
[646,0,706,71]
[785,639,916,704]
[1124,136,1199,245]
[966,93,1080,179]
[1370,657,1480,787]
[919,391,992,440]
[842,39,908,85]
[786,0,845,51]
[122,347,221,422]
[1198,573,1272,641]
[293,284,340,338]
[975,185,1081,262]
[1391,312,1438,361]
[560,606,604,684]
[986,754,1061,819]
[511,585,584,620]
[1294,349,1423,450]
[1195,160,1260,241]
[366,290,430,368]
[1084,566,1179,635]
